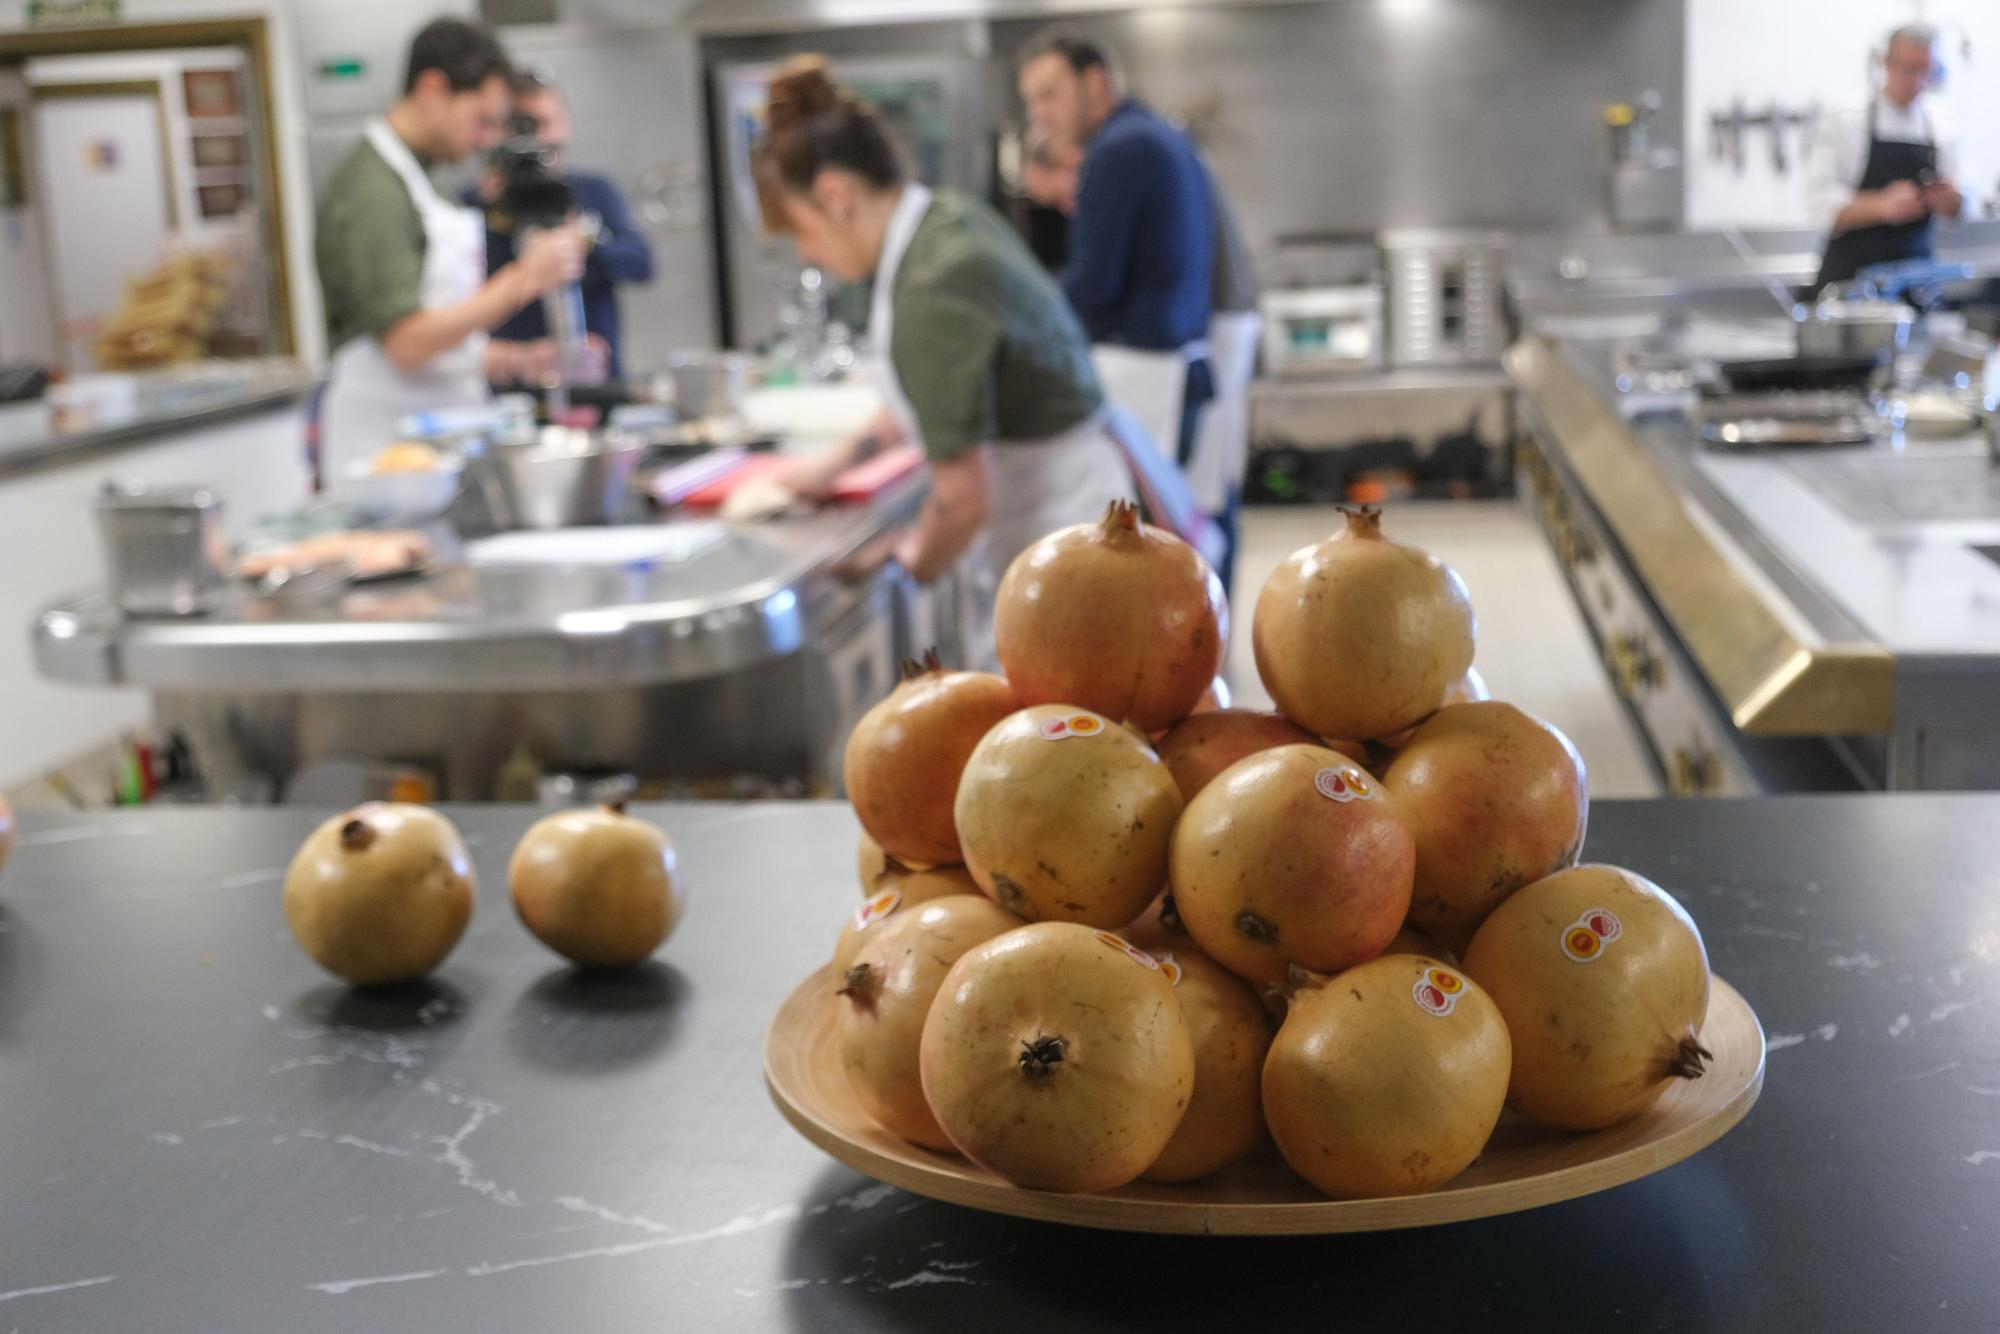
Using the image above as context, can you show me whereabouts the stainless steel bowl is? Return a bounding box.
[471,428,641,530]
[1796,298,1915,363]
[95,481,227,616]
[651,351,752,421]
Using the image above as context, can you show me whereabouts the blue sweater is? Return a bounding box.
[1062,100,1214,353]
[467,169,654,380]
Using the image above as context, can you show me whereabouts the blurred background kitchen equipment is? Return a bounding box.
[1379,228,1510,367]
[470,427,640,530]
[94,481,226,617]
[652,350,753,422]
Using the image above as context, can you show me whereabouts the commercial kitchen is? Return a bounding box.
[0,2,1996,1330]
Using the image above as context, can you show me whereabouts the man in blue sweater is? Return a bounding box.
[1018,33,1218,553]
[468,68,654,383]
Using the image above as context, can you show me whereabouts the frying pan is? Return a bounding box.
[1710,355,1880,394]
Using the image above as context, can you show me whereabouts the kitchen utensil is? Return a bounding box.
[765,964,1764,1235]
[1795,295,1915,362]
[652,351,753,421]
[471,427,641,530]
[1712,355,1879,393]
[95,481,226,616]
[335,456,465,522]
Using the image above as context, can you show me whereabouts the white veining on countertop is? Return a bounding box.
[296,1129,413,1160]
[147,1132,184,1146]
[424,1082,522,1208]
[308,1269,452,1296]
[306,1201,805,1295]
[1888,1013,1913,1038]
[553,1197,674,1234]
[0,1275,116,1304]
[199,1114,247,1130]
[215,866,288,889]
[1965,1151,2000,1166]
[1893,1062,1963,1083]
[1826,953,1881,972]
[1766,1034,1805,1051]
[16,824,153,847]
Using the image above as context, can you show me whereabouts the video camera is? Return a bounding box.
[491,110,571,230]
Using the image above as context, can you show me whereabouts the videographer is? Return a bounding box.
[313,19,584,488]
[469,67,651,384]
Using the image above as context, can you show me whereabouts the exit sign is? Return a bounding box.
[27,0,120,26]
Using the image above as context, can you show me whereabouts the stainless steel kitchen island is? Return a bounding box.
[30,478,937,801]
[1506,313,2000,793]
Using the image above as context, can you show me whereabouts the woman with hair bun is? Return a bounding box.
[755,57,1141,659]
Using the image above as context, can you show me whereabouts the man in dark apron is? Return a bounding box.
[1811,24,1964,296]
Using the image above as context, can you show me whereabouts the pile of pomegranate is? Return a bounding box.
[832,502,1712,1198]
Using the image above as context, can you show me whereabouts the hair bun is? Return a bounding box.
[766,55,845,132]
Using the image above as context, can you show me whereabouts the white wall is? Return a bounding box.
[26,46,245,241]
[0,404,311,792]
[0,0,326,364]
[1685,0,2000,229]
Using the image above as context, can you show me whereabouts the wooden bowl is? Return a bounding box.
[764,963,1765,1235]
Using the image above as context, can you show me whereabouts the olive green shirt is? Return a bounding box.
[889,189,1104,463]
[314,135,427,353]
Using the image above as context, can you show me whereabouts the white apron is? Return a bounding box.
[318,118,491,491]
[1186,309,1262,513]
[870,185,1132,668]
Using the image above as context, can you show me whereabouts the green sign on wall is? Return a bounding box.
[27,0,122,28]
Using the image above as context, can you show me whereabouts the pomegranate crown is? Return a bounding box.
[897,646,946,680]
[1098,499,1143,537]
[1337,505,1385,539]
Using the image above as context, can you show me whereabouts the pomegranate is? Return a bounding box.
[1170,745,1414,986]
[283,803,474,985]
[0,792,13,878]
[1155,708,1360,803]
[509,802,683,968]
[834,854,980,971]
[919,922,1193,1192]
[834,895,1023,1149]
[1263,954,1510,1198]
[1462,864,1711,1131]
[1384,701,1588,952]
[954,705,1183,928]
[1379,666,1491,750]
[1123,937,1273,1184]
[843,649,1017,867]
[1252,506,1476,740]
[994,500,1224,732]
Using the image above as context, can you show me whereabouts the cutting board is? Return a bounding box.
[677,445,924,508]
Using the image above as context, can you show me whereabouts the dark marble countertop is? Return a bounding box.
[0,797,1992,1332]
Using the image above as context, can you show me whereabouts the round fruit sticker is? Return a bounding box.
[1313,763,1376,803]
[1412,965,1465,1017]
[1153,953,1184,987]
[1038,711,1107,741]
[1094,930,1161,970]
[850,888,902,933]
[1560,908,1622,963]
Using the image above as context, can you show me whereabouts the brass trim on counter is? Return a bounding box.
[1505,335,1894,737]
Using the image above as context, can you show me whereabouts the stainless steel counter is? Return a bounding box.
[0,362,315,483]
[1507,312,2000,792]
[30,479,938,801]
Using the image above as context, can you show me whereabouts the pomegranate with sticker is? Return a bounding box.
[1384,700,1589,952]
[833,895,1023,1149]
[1119,917,1274,1183]
[843,649,1018,867]
[1252,506,1476,741]
[1155,708,1359,803]
[1462,864,1711,1130]
[1169,744,1414,986]
[1263,953,1511,1197]
[954,704,1183,928]
[835,842,980,970]
[994,500,1225,733]
[919,922,1194,1192]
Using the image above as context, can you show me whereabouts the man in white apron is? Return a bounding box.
[1017,32,1216,516]
[314,18,583,491]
